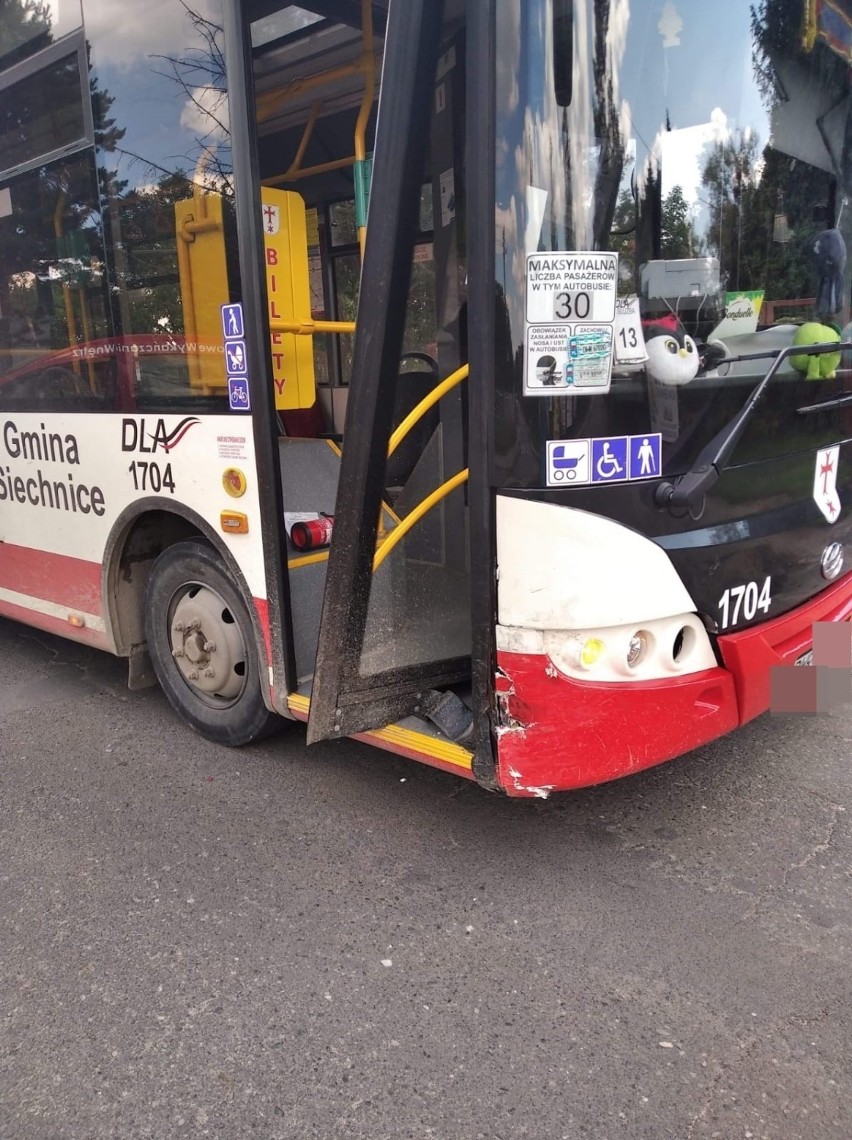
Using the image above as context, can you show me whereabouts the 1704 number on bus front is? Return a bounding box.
[717,576,772,630]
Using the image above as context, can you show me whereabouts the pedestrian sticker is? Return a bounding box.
[629,435,661,479]
[591,437,628,483]
[814,445,841,523]
[222,303,244,340]
[546,432,663,488]
[546,439,590,484]
[225,341,248,377]
[228,375,251,412]
[525,251,618,397]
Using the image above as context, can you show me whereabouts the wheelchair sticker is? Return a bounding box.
[591,437,628,483]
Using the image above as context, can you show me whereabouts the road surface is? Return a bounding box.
[1,618,850,1139]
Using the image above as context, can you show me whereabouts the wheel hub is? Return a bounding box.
[169,586,246,702]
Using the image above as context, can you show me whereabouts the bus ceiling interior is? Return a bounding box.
[246,2,473,706]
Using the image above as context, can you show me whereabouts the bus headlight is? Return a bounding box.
[543,613,716,682]
[627,630,652,669]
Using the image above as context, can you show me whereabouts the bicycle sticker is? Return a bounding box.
[228,376,251,412]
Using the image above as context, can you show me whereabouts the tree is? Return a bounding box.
[660,185,700,259]
[700,130,761,291]
[608,187,638,290]
[150,1,232,192]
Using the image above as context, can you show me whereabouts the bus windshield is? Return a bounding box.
[495,0,852,486]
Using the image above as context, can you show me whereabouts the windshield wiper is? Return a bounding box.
[797,393,852,415]
[654,341,852,515]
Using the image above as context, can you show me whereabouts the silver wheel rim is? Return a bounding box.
[167,583,248,707]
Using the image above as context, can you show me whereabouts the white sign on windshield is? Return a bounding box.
[524,252,618,396]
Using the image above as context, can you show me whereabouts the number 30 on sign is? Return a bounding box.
[717,577,772,630]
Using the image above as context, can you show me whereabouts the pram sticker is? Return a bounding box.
[546,440,591,485]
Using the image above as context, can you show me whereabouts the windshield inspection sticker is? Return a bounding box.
[525,252,618,396]
[547,433,661,487]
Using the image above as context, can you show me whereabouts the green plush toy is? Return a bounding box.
[790,322,841,379]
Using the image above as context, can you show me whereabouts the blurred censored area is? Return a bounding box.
[771,622,852,714]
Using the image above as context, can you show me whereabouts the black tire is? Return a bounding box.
[144,540,280,746]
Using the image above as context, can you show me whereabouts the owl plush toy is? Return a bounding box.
[643,324,701,386]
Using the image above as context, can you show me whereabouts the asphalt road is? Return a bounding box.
[1,616,850,1140]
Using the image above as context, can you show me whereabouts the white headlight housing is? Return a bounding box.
[530,613,717,683]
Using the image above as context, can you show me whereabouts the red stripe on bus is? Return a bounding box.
[0,598,110,650]
[0,544,102,615]
[253,596,273,666]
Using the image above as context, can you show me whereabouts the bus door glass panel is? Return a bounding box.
[303,6,469,743]
[352,27,470,682]
[494,0,852,490]
[82,0,237,414]
[331,186,437,385]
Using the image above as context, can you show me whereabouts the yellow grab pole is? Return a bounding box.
[269,318,357,336]
[373,469,469,572]
[387,364,469,458]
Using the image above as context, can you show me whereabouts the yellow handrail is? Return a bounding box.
[387,363,469,459]
[373,468,469,572]
[269,318,356,336]
[263,155,357,186]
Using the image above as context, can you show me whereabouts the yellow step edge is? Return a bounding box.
[286,693,473,772]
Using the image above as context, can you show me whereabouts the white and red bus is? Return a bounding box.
[1,0,851,796]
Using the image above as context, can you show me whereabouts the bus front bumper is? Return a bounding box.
[493,572,852,797]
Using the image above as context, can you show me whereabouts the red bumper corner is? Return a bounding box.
[717,571,852,725]
[494,654,738,796]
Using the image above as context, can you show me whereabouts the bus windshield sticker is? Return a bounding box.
[546,433,662,487]
[613,295,648,366]
[524,252,618,397]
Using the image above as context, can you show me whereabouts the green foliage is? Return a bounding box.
[660,185,701,259]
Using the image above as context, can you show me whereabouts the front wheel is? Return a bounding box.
[144,540,279,745]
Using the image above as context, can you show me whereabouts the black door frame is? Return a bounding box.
[306,0,476,744]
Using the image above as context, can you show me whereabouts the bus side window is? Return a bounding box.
[0,152,114,413]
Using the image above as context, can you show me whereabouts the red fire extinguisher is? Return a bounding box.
[290,515,333,551]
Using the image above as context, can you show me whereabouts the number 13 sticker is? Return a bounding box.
[614,295,648,366]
